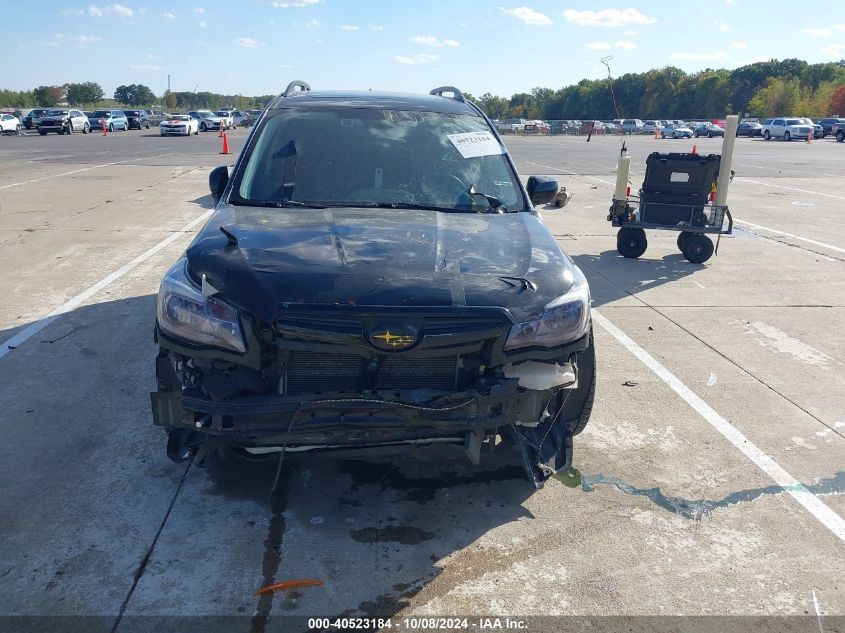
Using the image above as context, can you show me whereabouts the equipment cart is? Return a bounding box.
[608,151,733,264]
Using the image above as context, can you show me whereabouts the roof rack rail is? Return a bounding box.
[283,81,311,97]
[430,86,466,103]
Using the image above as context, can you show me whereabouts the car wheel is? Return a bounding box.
[784,131,791,142]
[837,130,845,142]
[38,129,47,136]
[15,124,21,133]
[682,234,714,264]
[763,131,770,140]
[108,123,114,132]
[694,132,699,138]
[677,231,694,251]
[24,123,31,130]
[65,123,73,135]
[661,132,666,139]
[200,122,207,132]
[617,228,648,258]
[708,132,713,138]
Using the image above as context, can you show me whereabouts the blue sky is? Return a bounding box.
[3,0,844,98]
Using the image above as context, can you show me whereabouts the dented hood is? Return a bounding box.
[185,204,576,323]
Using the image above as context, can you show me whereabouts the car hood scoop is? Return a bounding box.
[185,205,575,323]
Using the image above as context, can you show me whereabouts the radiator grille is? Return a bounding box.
[285,351,456,393]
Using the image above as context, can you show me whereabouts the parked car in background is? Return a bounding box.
[0,114,22,134]
[621,119,644,134]
[799,118,822,139]
[818,117,845,138]
[762,117,813,141]
[524,120,551,134]
[38,109,90,135]
[693,122,725,138]
[123,110,151,130]
[604,121,618,132]
[188,110,223,132]
[643,120,662,133]
[230,110,250,127]
[23,108,50,130]
[215,110,234,129]
[144,109,168,125]
[833,121,845,142]
[88,109,129,132]
[159,114,199,136]
[736,121,763,137]
[497,118,527,134]
[660,122,693,138]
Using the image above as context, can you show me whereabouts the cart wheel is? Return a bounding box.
[677,231,694,251]
[682,234,714,264]
[617,228,647,258]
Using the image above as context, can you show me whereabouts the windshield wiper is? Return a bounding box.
[231,199,327,209]
[338,202,476,213]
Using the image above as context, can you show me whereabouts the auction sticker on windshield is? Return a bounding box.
[447,131,504,158]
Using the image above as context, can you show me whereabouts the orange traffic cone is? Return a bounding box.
[219,131,231,155]
[806,131,812,143]
[218,121,224,137]
[654,128,659,139]
[691,144,697,154]
[101,118,107,136]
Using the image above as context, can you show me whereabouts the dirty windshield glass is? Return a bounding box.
[234,108,524,211]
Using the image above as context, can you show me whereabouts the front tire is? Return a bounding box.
[784,131,791,142]
[38,129,47,136]
[200,122,207,132]
[763,130,771,140]
[108,123,114,132]
[682,234,714,264]
[563,329,596,436]
[837,130,845,142]
[82,123,89,134]
[617,228,648,258]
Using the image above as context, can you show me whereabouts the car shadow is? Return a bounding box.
[0,295,536,628]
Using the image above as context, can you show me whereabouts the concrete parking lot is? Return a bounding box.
[0,129,843,632]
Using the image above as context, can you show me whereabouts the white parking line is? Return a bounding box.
[0,152,176,190]
[736,163,841,179]
[734,178,845,201]
[0,210,212,359]
[592,309,845,543]
[734,219,845,255]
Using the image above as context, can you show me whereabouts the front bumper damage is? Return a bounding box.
[151,323,593,488]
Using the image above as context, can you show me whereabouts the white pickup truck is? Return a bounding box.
[761,117,814,141]
[497,118,526,134]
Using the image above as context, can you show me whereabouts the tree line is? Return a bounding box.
[2,58,844,117]
[472,58,845,121]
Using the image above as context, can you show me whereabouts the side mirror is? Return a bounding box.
[209,165,229,204]
[526,175,559,206]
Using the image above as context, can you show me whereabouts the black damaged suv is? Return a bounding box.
[151,82,595,486]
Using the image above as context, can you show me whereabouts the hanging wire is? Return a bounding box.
[600,55,627,154]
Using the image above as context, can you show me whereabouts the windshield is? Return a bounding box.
[215,111,229,116]
[46,110,66,116]
[786,119,800,125]
[197,111,215,118]
[124,111,140,116]
[91,110,109,118]
[233,107,524,212]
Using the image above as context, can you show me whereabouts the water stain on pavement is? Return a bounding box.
[351,526,435,545]
[556,467,845,521]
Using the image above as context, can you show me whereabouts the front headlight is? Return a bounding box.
[156,259,246,353]
[504,267,591,350]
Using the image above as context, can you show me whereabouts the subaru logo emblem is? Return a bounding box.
[368,326,418,351]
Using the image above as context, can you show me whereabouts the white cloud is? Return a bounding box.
[272,0,319,7]
[393,53,440,65]
[731,41,748,48]
[45,33,64,47]
[499,7,553,25]
[234,36,258,47]
[624,29,637,35]
[614,39,636,49]
[719,23,730,32]
[76,34,102,45]
[410,35,460,47]
[89,3,133,18]
[129,63,164,71]
[147,52,162,59]
[821,43,845,56]
[585,42,612,50]
[801,28,830,37]
[833,24,845,31]
[61,8,85,16]
[194,6,205,13]
[670,51,730,61]
[198,20,206,27]
[306,19,319,28]
[339,25,359,30]
[563,8,656,27]
[162,10,174,18]
[369,24,383,31]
